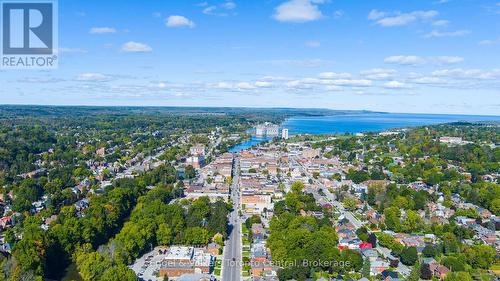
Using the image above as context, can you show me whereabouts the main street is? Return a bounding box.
[222,156,242,281]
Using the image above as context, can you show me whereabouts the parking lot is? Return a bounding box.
[130,247,168,281]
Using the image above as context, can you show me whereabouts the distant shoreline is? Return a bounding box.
[0,104,498,118]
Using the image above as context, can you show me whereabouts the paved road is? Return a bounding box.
[222,156,242,281]
[292,155,365,229]
[294,156,410,278]
[376,245,410,277]
[321,188,365,229]
[312,184,410,277]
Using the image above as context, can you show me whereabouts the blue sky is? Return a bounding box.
[1,0,500,115]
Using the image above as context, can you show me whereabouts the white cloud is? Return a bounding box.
[60,65,500,100]
[305,40,321,48]
[483,3,500,15]
[89,27,116,34]
[301,77,323,84]
[401,68,500,90]
[432,20,449,26]
[235,82,255,90]
[331,79,372,87]
[273,0,323,23]
[282,76,372,89]
[434,56,464,64]
[384,55,463,66]
[121,41,153,53]
[222,1,236,10]
[410,76,447,85]
[325,85,343,91]
[210,82,233,90]
[367,9,387,20]
[431,68,500,80]
[285,80,314,89]
[423,30,470,38]
[76,73,111,82]
[384,81,407,89]
[203,6,217,14]
[360,68,397,80]
[478,37,500,45]
[370,10,438,27]
[202,1,236,16]
[166,15,196,28]
[262,59,333,67]
[209,80,273,91]
[384,55,426,65]
[255,81,273,88]
[318,72,352,79]
[260,76,290,82]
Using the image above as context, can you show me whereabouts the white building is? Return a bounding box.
[265,125,279,137]
[281,128,289,140]
[190,145,206,156]
[255,125,266,137]
[439,136,473,146]
[255,123,279,137]
[440,136,462,144]
[186,156,205,169]
[159,246,214,278]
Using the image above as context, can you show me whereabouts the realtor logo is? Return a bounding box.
[1,0,58,69]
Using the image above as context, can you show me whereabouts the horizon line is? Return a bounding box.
[0,103,499,118]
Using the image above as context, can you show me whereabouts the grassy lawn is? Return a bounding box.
[242,224,251,234]
[353,213,364,221]
[242,237,251,245]
[214,268,221,275]
[242,264,251,277]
